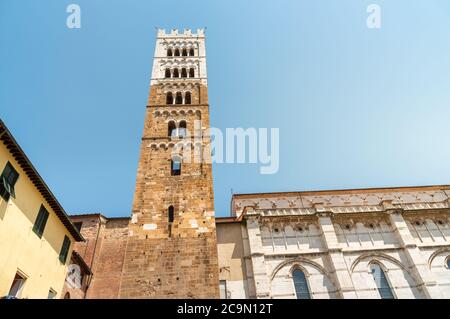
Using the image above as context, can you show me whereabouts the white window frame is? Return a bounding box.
[8,270,28,298]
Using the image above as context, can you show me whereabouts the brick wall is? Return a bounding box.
[69,215,129,299]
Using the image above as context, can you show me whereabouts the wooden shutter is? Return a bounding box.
[32,205,49,238]
[59,235,71,264]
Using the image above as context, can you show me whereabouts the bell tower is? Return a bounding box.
[119,28,219,298]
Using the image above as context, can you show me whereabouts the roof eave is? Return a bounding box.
[0,119,84,242]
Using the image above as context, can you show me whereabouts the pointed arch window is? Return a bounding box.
[292,268,311,299]
[166,92,173,104]
[171,156,181,176]
[179,121,187,138]
[165,68,171,78]
[168,206,174,223]
[173,68,179,78]
[174,48,180,56]
[446,257,450,269]
[370,263,395,299]
[189,48,195,56]
[168,121,176,137]
[181,68,187,78]
[167,48,173,56]
[182,48,187,56]
[175,92,183,104]
[189,68,195,78]
[185,92,191,105]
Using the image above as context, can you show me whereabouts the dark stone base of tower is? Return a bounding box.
[119,237,219,298]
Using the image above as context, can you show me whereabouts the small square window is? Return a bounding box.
[171,158,181,176]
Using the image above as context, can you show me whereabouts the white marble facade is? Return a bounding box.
[222,186,450,299]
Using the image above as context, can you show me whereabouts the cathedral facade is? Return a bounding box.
[65,29,450,299]
[217,186,450,299]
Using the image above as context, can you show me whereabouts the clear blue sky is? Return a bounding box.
[1,1,450,217]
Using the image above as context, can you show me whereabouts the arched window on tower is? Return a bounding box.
[370,263,395,299]
[292,268,311,299]
[168,206,174,223]
[64,292,71,299]
[179,120,187,138]
[166,92,173,104]
[165,68,171,78]
[173,68,179,78]
[184,92,191,105]
[189,48,195,56]
[174,48,180,56]
[167,48,173,56]
[175,92,183,104]
[189,68,195,78]
[182,48,187,56]
[168,121,176,137]
[171,156,181,176]
[181,68,187,78]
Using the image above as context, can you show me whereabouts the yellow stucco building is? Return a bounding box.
[0,120,84,299]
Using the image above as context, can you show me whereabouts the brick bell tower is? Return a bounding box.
[119,28,220,298]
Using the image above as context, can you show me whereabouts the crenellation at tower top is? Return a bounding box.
[157,28,205,38]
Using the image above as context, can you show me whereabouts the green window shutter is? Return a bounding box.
[0,177,11,201]
[32,205,49,238]
[2,163,13,180]
[59,235,71,264]
[0,162,19,200]
[5,163,19,187]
